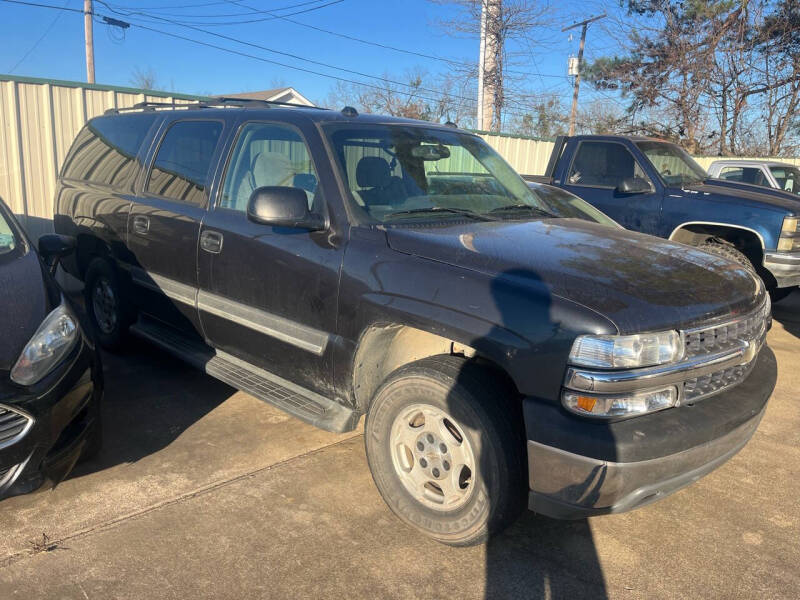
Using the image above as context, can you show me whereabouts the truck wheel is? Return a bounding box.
[365,355,526,546]
[697,238,756,274]
[84,257,133,350]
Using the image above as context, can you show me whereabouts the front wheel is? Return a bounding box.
[364,356,526,546]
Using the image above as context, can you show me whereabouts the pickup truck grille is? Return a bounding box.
[681,297,770,402]
[684,300,770,359]
[0,406,32,449]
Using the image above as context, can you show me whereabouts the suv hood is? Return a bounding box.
[0,249,51,372]
[680,179,800,213]
[385,219,762,333]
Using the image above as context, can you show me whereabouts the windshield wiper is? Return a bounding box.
[487,204,556,218]
[385,207,496,221]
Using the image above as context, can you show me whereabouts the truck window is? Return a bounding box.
[61,113,158,189]
[219,122,318,212]
[635,141,706,186]
[146,120,223,206]
[567,141,650,189]
[719,166,768,187]
[769,166,800,194]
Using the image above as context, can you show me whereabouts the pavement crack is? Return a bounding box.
[0,433,361,569]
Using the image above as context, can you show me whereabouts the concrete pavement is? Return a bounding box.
[0,294,799,599]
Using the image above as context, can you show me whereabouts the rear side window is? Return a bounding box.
[146,120,223,206]
[719,167,768,187]
[61,113,158,189]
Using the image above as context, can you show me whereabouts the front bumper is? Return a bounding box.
[0,335,102,500]
[763,251,800,288]
[525,346,776,519]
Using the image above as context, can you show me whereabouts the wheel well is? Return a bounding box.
[75,234,110,278]
[351,325,516,411]
[670,224,763,267]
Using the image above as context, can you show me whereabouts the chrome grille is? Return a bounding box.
[683,358,758,403]
[0,406,32,448]
[684,299,770,358]
[680,297,770,403]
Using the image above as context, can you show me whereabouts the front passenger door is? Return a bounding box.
[197,121,344,397]
[562,140,662,234]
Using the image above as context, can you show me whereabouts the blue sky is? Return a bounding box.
[1,0,623,111]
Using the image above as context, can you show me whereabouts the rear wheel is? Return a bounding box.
[364,355,526,546]
[84,258,133,350]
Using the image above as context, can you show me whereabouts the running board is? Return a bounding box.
[130,318,358,433]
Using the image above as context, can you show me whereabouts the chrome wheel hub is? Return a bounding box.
[389,404,476,511]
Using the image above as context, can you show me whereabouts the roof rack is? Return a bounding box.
[104,96,327,115]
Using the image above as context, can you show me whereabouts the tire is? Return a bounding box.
[80,395,103,462]
[769,286,796,303]
[697,238,756,275]
[364,355,527,547]
[83,257,133,350]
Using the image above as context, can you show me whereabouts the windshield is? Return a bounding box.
[529,184,620,227]
[769,165,800,195]
[636,141,707,186]
[324,124,551,223]
[0,208,18,256]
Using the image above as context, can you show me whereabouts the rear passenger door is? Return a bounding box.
[127,119,226,336]
[197,120,343,397]
[561,140,662,234]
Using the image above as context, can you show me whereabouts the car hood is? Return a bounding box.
[0,248,51,372]
[385,218,763,333]
[680,180,800,212]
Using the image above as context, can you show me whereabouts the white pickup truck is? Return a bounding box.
[708,160,800,196]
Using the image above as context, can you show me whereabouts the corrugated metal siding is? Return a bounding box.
[2,74,799,240]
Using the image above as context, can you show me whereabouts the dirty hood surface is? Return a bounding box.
[386,218,762,333]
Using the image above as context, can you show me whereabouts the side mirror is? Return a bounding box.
[246,186,325,231]
[38,234,75,275]
[616,177,652,194]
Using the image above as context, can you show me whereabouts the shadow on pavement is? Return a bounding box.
[69,336,234,478]
[484,512,606,598]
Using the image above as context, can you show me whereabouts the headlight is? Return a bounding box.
[568,331,683,369]
[778,216,800,251]
[10,304,79,386]
[562,387,678,418]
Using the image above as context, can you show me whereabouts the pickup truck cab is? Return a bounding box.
[708,160,800,196]
[55,103,775,546]
[527,135,800,301]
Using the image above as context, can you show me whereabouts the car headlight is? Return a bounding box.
[562,387,678,418]
[10,304,79,386]
[777,216,800,251]
[568,330,683,369]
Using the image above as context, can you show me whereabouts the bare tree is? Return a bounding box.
[130,66,159,91]
[432,1,553,131]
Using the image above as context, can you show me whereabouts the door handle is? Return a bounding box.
[200,230,223,254]
[132,215,150,235]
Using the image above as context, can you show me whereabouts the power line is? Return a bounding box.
[106,0,329,18]
[102,0,345,26]
[3,0,544,120]
[7,0,70,72]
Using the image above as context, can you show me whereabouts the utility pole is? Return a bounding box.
[476,0,502,132]
[84,0,95,84]
[563,13,605,136]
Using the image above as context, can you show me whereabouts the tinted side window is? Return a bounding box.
[568,141,649,188]
[220,122,318,212]
[146,120,223,206]
[61,113,158,189]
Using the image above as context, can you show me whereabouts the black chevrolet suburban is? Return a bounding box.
[54,100,776,546]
